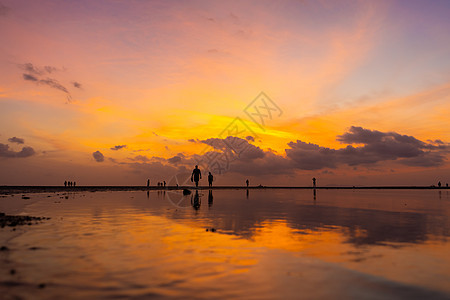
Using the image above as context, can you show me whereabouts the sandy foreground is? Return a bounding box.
[1,189,449,299]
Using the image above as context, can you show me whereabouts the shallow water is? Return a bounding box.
[1,189,449,299]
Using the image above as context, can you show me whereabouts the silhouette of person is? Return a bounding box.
[191,165,202,188]
[164,181,166,187]
[147,179,150,187]
[208,190,213,207]
[191,190,201,210]
[74,181,76,187]
[64,181,67,187]
[447,183,449,188]
[312,177,316,188]
[208,172,213,187]
[438,181,441,188]
[246,179,249,187]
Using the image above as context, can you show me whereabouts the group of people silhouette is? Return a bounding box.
[147,165,319,189]
[437,181,449,188]
[64,181,76,187]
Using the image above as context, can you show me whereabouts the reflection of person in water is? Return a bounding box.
[191,165,202,187]
[208,172,213,187]
[208,190,213,207]
[191,190,201,210]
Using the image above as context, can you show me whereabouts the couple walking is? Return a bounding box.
[191,165,213,187]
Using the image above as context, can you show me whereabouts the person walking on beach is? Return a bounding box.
[191,165,202,188]
[246,179,249,188]
[438,181,441,188]
[147,179,150,187]
[208,172,213,187]
[64,181,67,187]
[312,177,316,188]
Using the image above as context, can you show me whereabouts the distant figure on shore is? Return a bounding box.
[438,181,441,188]
[208,172,213,187]
[246,179,249,187]
[312,177,316,188]
[191,165,202,188]
[68,181,72,187]
[64,181,67,187]
[447,183,449,188]
[164,181,166,187]
[147,179,150,187]
[74,182,76,187]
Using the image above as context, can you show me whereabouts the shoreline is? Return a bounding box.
[0,185,449,195]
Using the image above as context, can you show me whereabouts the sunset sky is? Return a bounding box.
[1,0,449,186]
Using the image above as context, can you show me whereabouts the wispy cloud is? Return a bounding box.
[110,145,127,151]
[19,63,80,102]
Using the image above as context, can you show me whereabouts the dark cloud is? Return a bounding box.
[22,74,72,101]
[0,143,35,158]
[110,145,127,151]
[92,151,104,162]
[8,137,24,144]
[19,63,61,75]
[286,127,448,170]
[19,63,75,101]
[23,73,38,81]
[72,81,82,89]
[39,78,69,94]
[44,66,59,73]
[130,155,150,162]
[0,3,10,16]
[196,137,290,176]
[167,156,181,164]
[100,127,448,178]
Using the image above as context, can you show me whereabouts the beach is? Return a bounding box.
[1,188,449,299]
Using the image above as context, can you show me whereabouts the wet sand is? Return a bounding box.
[0,185,448,195]
[1,189,449,299]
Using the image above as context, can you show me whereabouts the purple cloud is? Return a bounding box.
[8,137,24,144]
[0,143,35,158]
[92,151,104,162]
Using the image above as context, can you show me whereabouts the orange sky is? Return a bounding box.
[0,0,449,185]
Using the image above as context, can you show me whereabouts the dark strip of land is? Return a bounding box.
[0,185,448,195]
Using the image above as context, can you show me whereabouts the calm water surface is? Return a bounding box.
[1,189,449,299]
